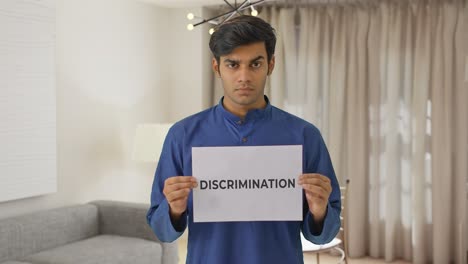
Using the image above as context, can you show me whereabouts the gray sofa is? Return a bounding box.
[0,200,178,264]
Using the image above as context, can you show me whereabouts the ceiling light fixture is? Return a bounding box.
[186,0,265,34]
[250,4,258,16]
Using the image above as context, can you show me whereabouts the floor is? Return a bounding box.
[176,233,412,264]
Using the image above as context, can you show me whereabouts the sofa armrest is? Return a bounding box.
[89,200,178,264]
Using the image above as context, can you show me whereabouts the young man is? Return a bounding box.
[147,15,341,264]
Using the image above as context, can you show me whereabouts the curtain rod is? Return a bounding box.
[263,0,465,5]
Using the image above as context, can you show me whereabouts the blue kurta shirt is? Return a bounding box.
[147,97,341,264]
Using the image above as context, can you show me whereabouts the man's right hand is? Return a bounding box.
[163,176,197,222]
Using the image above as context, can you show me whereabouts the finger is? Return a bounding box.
[299,174,330,184]
[301,174,330,184]
[166,189,190,204]
[302,184,330,199]
[165,188,191,202]
[306,193,328,204]
[163,188,191,197]
[299,174,331,188]
[299,178,327,186]
[299,178,331,194]
[303,185,330,199]
[168,195,189,205]
[165,176,197,185]
[165,182,198,192]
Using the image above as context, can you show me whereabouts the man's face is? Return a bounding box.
[212,42,275,111]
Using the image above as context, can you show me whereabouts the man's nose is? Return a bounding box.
[237,66,252,83]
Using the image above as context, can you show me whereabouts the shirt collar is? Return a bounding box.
[216,95,272,123]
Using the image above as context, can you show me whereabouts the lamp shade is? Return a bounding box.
[465,55,468,82]
[132,123,172,162]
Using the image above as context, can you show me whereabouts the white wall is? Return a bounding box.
[55,0,172,205]
[0,0,214,220]
[167,7,214,121]
[0,0,172,219]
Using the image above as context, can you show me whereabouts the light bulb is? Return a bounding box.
[251,9,258,17]
[209,28,215,35]
[187,13,194,20]
[187,24,194,31]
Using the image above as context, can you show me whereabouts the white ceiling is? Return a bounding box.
[139,0,232,8]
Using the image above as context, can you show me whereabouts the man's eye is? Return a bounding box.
[251,62,261,68]
[227,63,238,68]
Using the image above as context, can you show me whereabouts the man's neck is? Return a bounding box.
[223,99,267,120]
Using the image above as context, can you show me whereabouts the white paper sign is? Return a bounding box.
[192,145,303,222]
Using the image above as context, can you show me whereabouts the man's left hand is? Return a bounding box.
[298,173,332,223]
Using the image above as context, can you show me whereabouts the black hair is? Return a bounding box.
[209,15,276,64]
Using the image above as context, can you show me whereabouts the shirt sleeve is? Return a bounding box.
[146,123,187,242]
[301,127,341,244]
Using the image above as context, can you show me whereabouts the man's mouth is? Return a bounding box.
[236,87,253,91]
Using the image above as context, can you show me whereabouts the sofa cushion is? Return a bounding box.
[21,235,163,264]
[90,200,160,242]
[0,204,99,262]
[0,261,32,264]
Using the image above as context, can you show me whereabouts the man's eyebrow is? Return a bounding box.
[223,58,239,64]
[222,56,265,64]
[250,56,265,62]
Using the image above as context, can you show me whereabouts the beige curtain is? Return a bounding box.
[211,0,467,263]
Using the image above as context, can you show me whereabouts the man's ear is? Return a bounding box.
[212,58,220,77]
[267,55,275,76]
